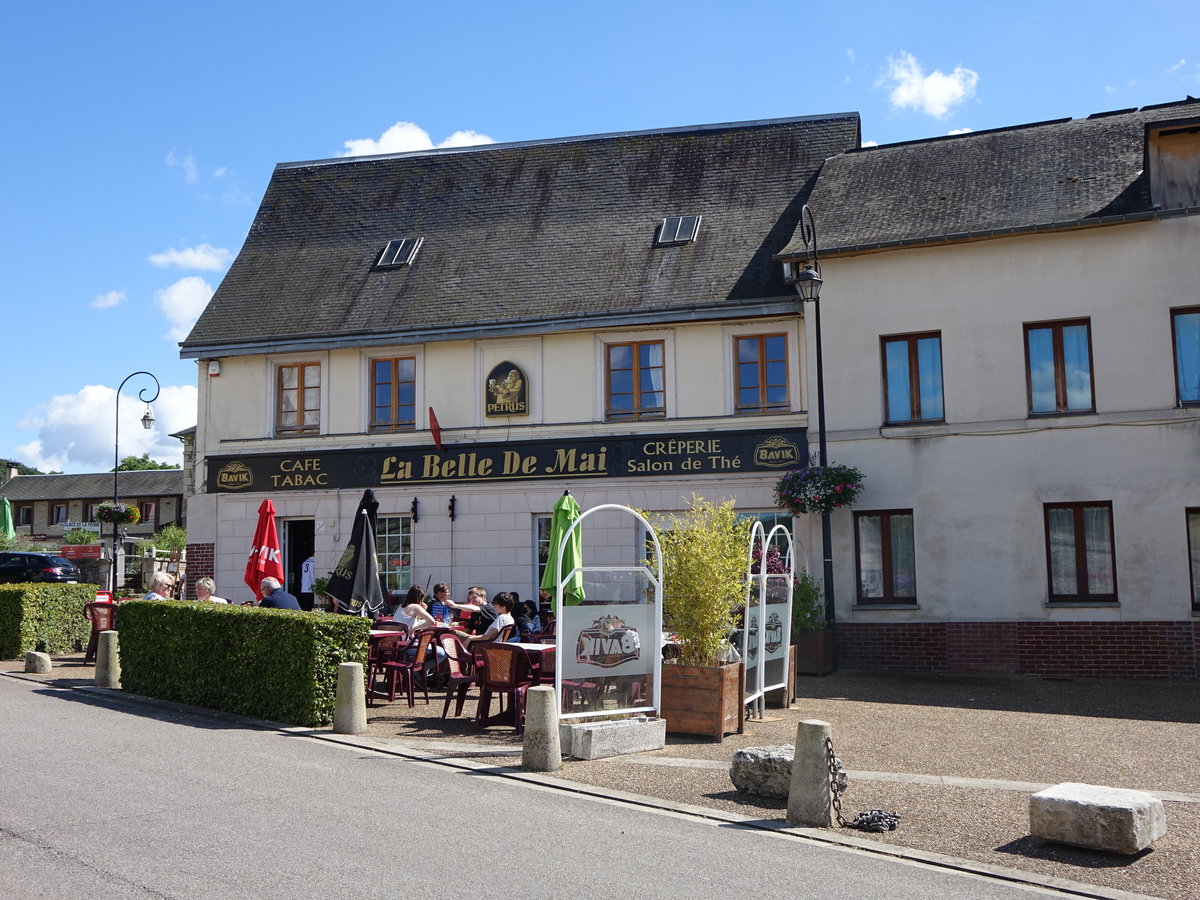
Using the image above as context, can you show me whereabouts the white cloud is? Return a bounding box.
[861,140,879,148]
[339,121,496,157]
[880,51,979,118]
[847,49,856,65]
[948,127,974,135]
[92,290,125,309]
[166,150,199,183]
[15,383,197,472]
[213,166,230,178]
[148,244,232,271]
[1166,59,1186,74]
[155,276,214,342]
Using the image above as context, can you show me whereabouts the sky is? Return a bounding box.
[2,0,1198,474]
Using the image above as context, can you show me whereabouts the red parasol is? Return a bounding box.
[244,499,285,600]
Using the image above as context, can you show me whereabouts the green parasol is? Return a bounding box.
[539,490,585,606]
[0,496,14,542]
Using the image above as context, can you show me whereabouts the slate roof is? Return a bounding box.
[777,98,1200,260]
[1,469,185,502]
[182,114,860,357]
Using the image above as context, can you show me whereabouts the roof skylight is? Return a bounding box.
[376,238,424,268]
[656,215,701,245]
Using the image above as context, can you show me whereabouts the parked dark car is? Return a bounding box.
[0,552,81,584]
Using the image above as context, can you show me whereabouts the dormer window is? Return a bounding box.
[376,237,424,269]
[656,215,701,246]
[1148,119,1200,211]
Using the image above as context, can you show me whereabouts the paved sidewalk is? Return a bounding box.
[7,656,1198,899]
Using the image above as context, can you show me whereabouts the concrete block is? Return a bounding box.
[561,717,666,760]
[1030,782,1166,854]
[730,745,793,799]
[522,686,561,771]
[786,719,833,828]
[24,651,52,674]
[333,662,367,734]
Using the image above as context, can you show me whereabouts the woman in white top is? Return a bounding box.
[143,571,175,601]
[460,593,516,646]
[392,585,437,632]
[194,577,228,604]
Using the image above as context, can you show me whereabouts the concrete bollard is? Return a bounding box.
[25,651,52,674]
[95,631,121,689]
[522,686,561,772]
[786,719,833,827]
[333,662,367,734]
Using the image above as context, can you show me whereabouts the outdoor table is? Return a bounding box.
[510,642,555,685]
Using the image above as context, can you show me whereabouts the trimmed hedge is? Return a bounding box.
[0,583,96,658]
[115,600,369,727]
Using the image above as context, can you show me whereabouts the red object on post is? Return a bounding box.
[428,406,443,452]
[244,499,285,600]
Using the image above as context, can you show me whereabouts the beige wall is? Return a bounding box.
[807,215,1200,624]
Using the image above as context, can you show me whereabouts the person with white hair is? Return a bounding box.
[143,571,175,601]
[259,576,301,610]
[194,577,228,604]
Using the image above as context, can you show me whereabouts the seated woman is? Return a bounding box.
[194,577,228,604]
[460,593,516,646]
[392,585,437,632]
[143,572,175,601]
[514,599,541,638]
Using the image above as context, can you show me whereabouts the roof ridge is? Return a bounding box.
[277,111,861,170]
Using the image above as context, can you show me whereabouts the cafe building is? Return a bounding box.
[180,113,861,605]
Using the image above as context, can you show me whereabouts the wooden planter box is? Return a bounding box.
[793,629,834,676]
[660,661,745,741]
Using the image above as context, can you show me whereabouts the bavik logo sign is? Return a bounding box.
[485,361,528,417]
[753,435,802,468]
[575,615,641,668]
[764,611,785,655]
[216,461,253,490]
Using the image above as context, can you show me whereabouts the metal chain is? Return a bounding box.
[824,736,901,832]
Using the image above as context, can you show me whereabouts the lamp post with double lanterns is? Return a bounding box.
[786,205,836,666]
[111,371,160,594]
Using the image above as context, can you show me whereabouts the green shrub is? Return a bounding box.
[115,601,369,727]
[791,571,827,636]
[135,524,187,556]
[62,528,102,545]
[0,584,96,658]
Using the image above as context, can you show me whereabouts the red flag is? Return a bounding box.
[429,406,444,452]
[244,499,285,600]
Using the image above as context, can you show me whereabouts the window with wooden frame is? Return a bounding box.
[52,504,67,525]
[140,501,157,525]
[17,506,32,526]
[1043,501,1117,603]
[854,509,917,604]
[882,332,944,424]
[1024,319,1094,415]
[606,340,665,420]
[735,334,789,415]
[370,357,416,432]
[276,362,321,436]
[1171,307,1200,407]
[376,516,412,593]
[1188,508,1200,612]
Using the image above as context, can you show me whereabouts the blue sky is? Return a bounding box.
[3,0,1198,473]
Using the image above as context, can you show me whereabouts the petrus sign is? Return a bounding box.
[207,427,806,493]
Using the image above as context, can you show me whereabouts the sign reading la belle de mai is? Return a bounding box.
[208,427,806,493]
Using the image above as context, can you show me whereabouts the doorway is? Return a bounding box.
[283,519,315,611]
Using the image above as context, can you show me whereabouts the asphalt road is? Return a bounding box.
[0,677,1080,899]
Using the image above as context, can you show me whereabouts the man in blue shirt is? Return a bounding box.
[259,576,301,610]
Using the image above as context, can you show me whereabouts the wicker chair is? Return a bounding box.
[437,632,478,719]
[476,642,533,733]
[380,630,435,707]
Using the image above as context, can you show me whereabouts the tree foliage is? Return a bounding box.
[114,453,180,471]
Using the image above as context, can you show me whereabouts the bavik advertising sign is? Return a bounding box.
[208,427,806,493]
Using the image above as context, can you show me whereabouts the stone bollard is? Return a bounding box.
[25,651,52,674]
[522,686,561,772]
[95,631,121,689]
[786,719,833,827]
[333,662,367,734]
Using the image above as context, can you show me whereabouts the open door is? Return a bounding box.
[283,519,316,611]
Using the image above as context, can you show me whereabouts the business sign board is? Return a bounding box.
[208,427,806,493]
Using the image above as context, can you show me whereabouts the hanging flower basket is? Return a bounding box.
[96,501,141,525]
[774,458,866,515]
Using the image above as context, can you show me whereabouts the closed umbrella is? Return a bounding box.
[539,490,585,607]
[244,499,285,600]
[0,497,14,542]
[326,489,385,618]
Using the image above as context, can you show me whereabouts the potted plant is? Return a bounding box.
[774,456,865,516]
[652,495,753,741]
[791,571,834,676]
[95,501,141,526]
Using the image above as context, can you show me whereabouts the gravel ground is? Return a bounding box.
[9,657,1198,899]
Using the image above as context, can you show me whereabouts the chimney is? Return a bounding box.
[6,464,17,482]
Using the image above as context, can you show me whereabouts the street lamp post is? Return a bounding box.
[789,205,836,668]
[112,372,160,594]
